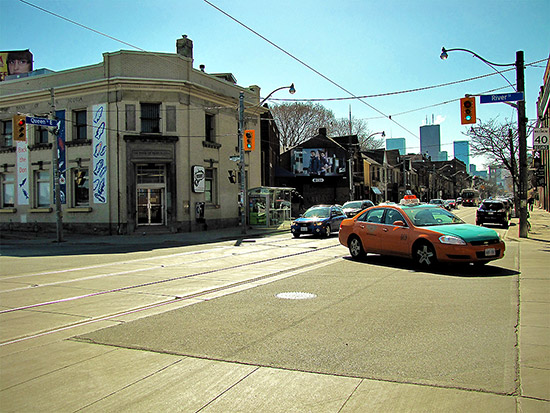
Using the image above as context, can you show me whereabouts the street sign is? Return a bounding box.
[532,128,549,151]
[229,155,240,162]
[479,92,524,104]
[26,116,60,127]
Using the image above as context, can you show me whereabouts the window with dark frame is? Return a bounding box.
[36,125,49,144]
[1,173,15,207]
[35,170,50,208]
[205,113,215,142]
[1,120,13,147]
[205,168,216,203]
[74,110,87,140]
[141,103,161,133]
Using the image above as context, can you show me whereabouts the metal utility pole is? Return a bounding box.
[238,92,247,234]
[50,88,63,242]
[516,51,529,238]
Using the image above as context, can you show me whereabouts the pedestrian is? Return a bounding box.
[528,195,534,212]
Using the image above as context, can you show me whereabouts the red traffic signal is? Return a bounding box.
[460,97,476,125]
[244,129,255,151]
[13,115,27,141]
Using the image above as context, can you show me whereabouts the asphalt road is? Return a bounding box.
[0,206,526,411]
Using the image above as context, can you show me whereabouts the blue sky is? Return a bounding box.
[2,0,549,170]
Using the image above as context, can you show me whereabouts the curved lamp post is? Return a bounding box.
[440,46,528,238]
[238,83,296,234]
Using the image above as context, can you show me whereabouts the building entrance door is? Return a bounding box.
[136,164,166,226]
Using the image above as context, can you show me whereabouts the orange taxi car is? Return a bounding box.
[338,199,505,268]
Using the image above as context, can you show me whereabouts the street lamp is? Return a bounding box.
[238,83,296,234]
[440,46,528,238]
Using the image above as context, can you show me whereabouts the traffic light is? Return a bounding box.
[460,97,476,125]
[13,114,27,141]
[244,129,255,151]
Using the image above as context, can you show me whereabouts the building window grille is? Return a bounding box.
[141,103,161,133]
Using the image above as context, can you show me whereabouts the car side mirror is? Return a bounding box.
[393,220,406,227]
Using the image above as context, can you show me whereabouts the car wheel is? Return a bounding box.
[413,241,437,268]
[503,221,509,229]
[324,225,331,238]
[292,232,300,238]
[476,221,482,226]
[348,236,365,259]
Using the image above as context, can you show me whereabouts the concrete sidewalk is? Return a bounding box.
[506,207,550,410]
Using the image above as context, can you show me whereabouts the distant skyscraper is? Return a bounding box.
[386,138,406,155]
[454,141,470,172]
[420,124,440,161]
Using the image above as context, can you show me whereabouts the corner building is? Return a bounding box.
[0,36,262,235]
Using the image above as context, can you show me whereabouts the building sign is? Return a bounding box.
[192,165,205,193]
[0,50,33,81]
[92,104,108,203]
[16,140,29,205]
[291,148,347,177]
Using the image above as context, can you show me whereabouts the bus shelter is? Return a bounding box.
[248,187,294,228]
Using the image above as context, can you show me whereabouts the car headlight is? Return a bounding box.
[439,235,466,245]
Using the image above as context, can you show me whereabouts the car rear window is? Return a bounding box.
[481,202,504,210]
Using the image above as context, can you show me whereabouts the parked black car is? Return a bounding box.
[476,200,509,229]
[342,200,375,217]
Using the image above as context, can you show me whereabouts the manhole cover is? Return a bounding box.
[276,292,317,300]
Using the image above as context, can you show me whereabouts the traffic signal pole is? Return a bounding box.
[50,88,64,242]
[238,92,247,234]
[516,51,529,238]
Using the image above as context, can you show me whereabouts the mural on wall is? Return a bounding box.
[92,104,107,203]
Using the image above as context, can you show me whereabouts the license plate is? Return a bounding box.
[485,248,496,257]
[300,227,308,232]
[488,212,494,215]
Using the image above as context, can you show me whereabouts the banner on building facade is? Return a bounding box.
[16,140,29,205]
[92,104,107,203]
[55,110,67,204]
[291,148,347,177]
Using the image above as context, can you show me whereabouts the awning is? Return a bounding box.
[372,187,382,195]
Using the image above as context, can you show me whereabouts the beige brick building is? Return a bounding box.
[0,36,262,235]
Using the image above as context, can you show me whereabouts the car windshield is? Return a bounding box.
[429,199,444,205]
[480,202,504,211]
[343,201,361,209]
[302,207,330,218]
[404,207,464,227]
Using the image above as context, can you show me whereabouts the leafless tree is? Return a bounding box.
[329,116,384,150]
[269,102,335,151]
[465,118,520,208]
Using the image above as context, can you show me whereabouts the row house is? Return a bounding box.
[0,36,263,235]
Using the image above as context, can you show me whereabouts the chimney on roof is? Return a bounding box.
[319,127,327,136]
[177,35,193,59]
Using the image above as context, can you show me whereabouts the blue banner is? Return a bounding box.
[55,110,66,204]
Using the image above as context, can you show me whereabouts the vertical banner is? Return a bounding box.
[16,138,29,205]
[92,104,107,203]
[55,110,67,204]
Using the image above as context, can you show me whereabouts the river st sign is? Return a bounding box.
[479,92,524,104]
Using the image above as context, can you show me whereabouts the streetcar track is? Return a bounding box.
[0,243,341,315]
[1,249,343,346]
